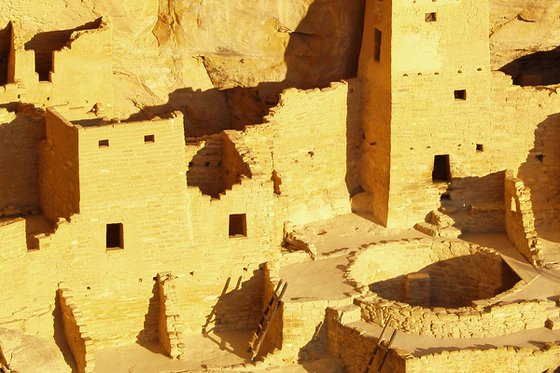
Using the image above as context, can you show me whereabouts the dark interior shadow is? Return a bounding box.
[436,171,506,233]
[53,292,78,372]
[0,22,12,86]
[0,103,45,214]
[345,80,363,195]
[413,343,497,356]
[24,18,102,81]
[370,253,519,308]
[283,0,365,89]
[202,268,264,361]
[517,113,560,238]
[298,319,329,363]
[136,279,162,354]
[500,46,560,86]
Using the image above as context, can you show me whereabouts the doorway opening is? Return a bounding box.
[432,155,450,183]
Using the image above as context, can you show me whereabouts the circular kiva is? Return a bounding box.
[347,239,553,339]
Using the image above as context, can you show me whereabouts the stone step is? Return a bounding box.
[414,222,438,237]
[428,209,456,228]
[545,317,560,330]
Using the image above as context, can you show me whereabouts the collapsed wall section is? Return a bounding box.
[504,170,540,265]
[57,284,95,373]
[156,272,185,360]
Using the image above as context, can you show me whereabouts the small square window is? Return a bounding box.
[454,90,467,100]
[106,223,123,249]
[425,12,437,22]
[229,214,247,237]
[476,144,484,152]
[98,139,109,147]
[144,134,155,143]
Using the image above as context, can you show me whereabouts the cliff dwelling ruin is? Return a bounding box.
[2,0,560,372]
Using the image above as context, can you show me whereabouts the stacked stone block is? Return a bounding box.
[57,284,95,373]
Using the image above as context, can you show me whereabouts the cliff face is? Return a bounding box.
[0,0,365,123]
[0,0,558,122]
[490,0,560,69]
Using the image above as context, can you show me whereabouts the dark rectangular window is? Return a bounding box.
[144,134,155,143]
[454,90,467,100]
[98,139,109,148]
[476,144,484,152]
[374,28,382,62]
[425,12,437,22]
[106,223,123,249]
[229,214,247,237]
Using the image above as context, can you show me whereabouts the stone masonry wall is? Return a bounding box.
[50,17,114,113]
[0,18,114,112]
[57,285,94,373]
[326,306,405,373]
[257,82,352,226]
[157,272,185,360]
[357,295,554,339]
[327,304,560,373]
[0,106,44,215]
[186,135,225,197]
[259,262,283,357]
[504,170,540,265]
[261,262,355,363]
[0,107,278,347]
[39,108,80,222]
[406,345,560,373]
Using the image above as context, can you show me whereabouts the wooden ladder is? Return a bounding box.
[364,316,397,373]
[248,280,288,361]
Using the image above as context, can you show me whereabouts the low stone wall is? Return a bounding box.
[326,306,405,373]
[259,262,284,357]
[406,344,560,373]
[357,295,554,339]
[260,262,354,364]
[504,171,540,265]
[463,203,505,233]
[348,239,519,308]
[57,284,95,373]
[157,272,185,360]
[327,304,560,373]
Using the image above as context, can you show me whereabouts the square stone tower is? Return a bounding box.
[359,0,492,227]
